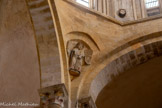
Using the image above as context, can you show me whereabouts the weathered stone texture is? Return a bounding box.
[90,41,162,101]
[27,0,61,87]
[0,0,40,106]
[53,0,162,106]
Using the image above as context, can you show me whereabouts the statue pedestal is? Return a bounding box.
[69,70,80,76]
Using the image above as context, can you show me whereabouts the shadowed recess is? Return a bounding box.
[96,56,162,108]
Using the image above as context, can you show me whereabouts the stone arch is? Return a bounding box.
[66,39,92,51]
[89,40,162,101]
[66,31,101,52]
[76,31,162,100]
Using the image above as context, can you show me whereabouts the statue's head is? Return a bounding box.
[76,42,84,50]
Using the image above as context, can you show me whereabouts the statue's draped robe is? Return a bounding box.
[69,48,85,73]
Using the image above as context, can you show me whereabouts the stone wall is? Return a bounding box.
[6,0,162,107]
[54,0,162,106]
[0,0,40,106]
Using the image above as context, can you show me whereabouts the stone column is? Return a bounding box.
[98,0,103,13]
[38,84,68,108]
[94,0,98,11]
[141,0,147,18]
[159,0,162,13]
[103,0,107,15]
[132,0,137,20]
[133,0,143,20]
[106,0,110,16]
[77,97,97,108]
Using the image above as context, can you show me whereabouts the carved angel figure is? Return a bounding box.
[67,41,92,76]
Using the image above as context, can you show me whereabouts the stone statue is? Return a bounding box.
[67,41,93,76]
